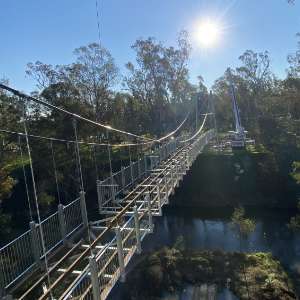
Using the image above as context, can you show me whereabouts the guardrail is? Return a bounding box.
[61,130,215,300]
[97,138,179,213]
[0,130,215,296]
[0,196,84,292]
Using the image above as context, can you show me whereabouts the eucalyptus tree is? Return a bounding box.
[124,31,197,135]
[27,43,118,123]
[0,88,23,239]
[287,34,300,78]
[212,50,276,139]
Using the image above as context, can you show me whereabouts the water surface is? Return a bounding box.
[110,205,300,299]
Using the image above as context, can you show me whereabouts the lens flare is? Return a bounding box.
[194,19,222,48]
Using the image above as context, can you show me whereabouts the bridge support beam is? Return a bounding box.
[89,255,101,300]
[115,226,126,283]
[133,206,142,254]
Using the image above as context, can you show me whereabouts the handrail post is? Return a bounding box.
[175,161,180,187]
[185,151,190,170]
[130,161,134,183]
[58,204,67,246]
[164,172,169,204]
[115,226,126,282]
[80,191,88,228]
[146,193,153,233]
[149,156,153,171]
[29,221,41,268]
[89,255,101,300]
[144,156,148,176]
[121,166,125,188]
[133,206,142,254]
[159,147,162,162]
[138,159,141,179]
[96,180,102,214]
[157,185,162,216]
[110,175,116,204]
[170,166,174,195]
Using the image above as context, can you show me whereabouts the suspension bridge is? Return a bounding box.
[0,84,216,300]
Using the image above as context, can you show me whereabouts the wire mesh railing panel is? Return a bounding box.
[139,158,145,176]
[138,202,151,240]
[98,182,119,207]
[64,197,82,236]
[0,230,34,289]
[132,161,139,181]
[39,212,61,253]
[124,165,132,187]
[63,268,92,300]
[0,129,216,296]
[121,217,136,266]
[150,189,160,212]
[113,171,122,192]
[96,239,120,299]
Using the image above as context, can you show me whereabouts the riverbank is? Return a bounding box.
[122,247,297,300]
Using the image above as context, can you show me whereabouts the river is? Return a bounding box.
[110,205,300,299]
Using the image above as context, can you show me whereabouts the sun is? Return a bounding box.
[195,19,221,48]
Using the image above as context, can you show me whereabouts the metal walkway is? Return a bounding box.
[0,129,215,300]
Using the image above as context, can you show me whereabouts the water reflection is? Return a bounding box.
[142,207,300,269]
[110,206,300,299]
[162,286,239,300]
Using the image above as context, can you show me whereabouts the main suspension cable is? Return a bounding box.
[0,84,191,144]
[157,112,190,142]
[0,84,154,142]
[180,113,208,143]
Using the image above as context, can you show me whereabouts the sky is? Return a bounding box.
[1,0,300,93]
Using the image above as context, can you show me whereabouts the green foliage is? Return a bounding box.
[124,248,296,300]
[231,206,256,240]
[0,210,11,236]
[0,168,15,200]
[288,200,300,232]
[291,161,300,184]
[1,32,300,242]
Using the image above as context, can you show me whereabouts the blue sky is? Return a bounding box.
[1,0,300,93]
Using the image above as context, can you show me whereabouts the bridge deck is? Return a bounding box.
[0,130,215,300]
